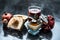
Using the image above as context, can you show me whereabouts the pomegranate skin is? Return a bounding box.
[48,15,55,29]
[42,15,55,30]
[2,12,13,21]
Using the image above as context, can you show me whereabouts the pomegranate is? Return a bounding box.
[2,12,13,21]
[43,15,55,30]
[48,15,55,29]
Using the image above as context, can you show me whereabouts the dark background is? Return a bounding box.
[0,0,60,40]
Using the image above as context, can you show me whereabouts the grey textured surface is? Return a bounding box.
[0,0,60,40]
